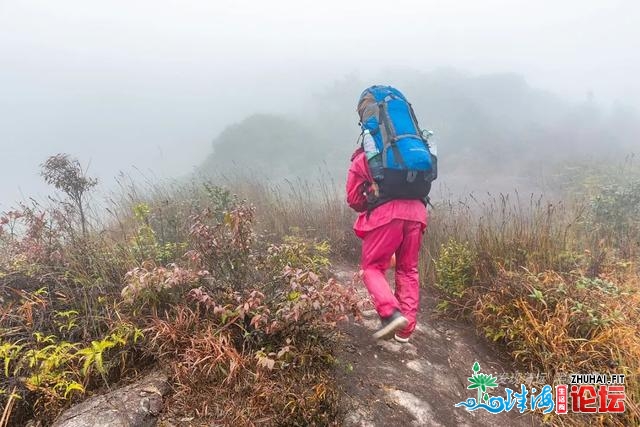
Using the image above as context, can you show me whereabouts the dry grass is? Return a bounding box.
[128,157,640,427]
[0,179,360,426]
[2,164,639,425]
[426,188,639,426]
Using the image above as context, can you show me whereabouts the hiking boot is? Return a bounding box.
[394,333,410,344]
[373,310,408,340]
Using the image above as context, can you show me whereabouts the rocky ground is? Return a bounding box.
[332,267,540,427]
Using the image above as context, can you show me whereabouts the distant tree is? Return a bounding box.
[201,114,327,179]
[40,154,97,237]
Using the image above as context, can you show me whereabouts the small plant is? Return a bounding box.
[54,310,79,334]
[202,183,233,220]
[575,277,619,295]
[186,202,255,290]
[528,287,546,307]
[266,235,331,275]
[121,262,204,309]
[0,342,23,378]
[434,239,475,298]
[76,338,118,376]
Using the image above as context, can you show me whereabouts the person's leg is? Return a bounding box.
[394,220,423,338]
[361,219,404,319]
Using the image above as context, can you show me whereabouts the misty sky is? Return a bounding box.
[1,0,638,209]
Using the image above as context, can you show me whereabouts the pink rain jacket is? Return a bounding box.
[346,148,428,237]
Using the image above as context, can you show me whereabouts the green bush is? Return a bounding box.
[587,179,640,258]
[434,239,475,298]
[265,235,331,275]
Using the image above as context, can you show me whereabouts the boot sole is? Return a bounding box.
[394,334,410,343]
[373,316,408,340]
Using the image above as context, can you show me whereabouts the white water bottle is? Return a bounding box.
[362,130,378,159]
[362,130,384,180]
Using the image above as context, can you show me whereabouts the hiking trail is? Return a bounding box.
[332,265,539,427]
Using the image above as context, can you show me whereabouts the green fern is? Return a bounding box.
[77,339,117,375]
[0,341,24,378]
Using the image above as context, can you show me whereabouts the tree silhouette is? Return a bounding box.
[40,154,97,237]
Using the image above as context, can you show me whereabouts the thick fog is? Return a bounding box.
[1,0,639,208]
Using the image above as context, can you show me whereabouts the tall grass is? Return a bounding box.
[221,174,640,426]
[0,176,361,426]
[426,188,638,426]
[217,172,359,259]
[2,166,638,426]
[423,192,587,279]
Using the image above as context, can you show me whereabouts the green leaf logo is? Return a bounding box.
[467,362,499,403]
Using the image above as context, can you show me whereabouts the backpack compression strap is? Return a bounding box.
[378,100,407,169]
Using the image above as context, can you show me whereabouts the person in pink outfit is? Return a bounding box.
[346,146,428,342]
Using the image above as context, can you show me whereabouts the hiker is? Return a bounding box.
[346,85,436,343]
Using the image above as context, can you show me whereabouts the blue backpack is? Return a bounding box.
[357,85,437,209]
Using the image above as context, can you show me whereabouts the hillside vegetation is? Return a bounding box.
[0,170,362,425]
[1,71,639,426]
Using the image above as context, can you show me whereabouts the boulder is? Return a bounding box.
[52,371,170,427]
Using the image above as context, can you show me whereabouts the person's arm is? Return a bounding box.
[346,152,369,212]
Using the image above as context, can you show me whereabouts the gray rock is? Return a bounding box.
[52,371,170,427]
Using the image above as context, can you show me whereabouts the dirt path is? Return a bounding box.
[332,266,539,427]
